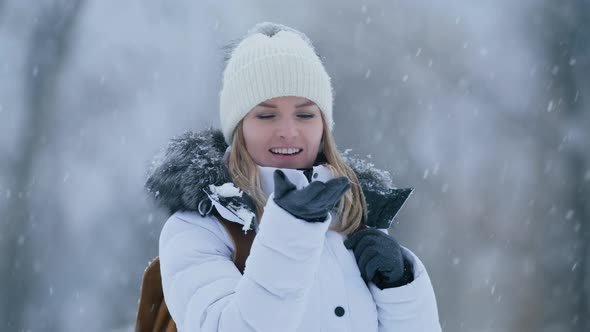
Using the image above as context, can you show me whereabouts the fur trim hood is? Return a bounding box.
[146,128,412,229]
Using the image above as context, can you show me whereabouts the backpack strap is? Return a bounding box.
[213,208,257,274]
[135,211,256,332]
[135,257,176,332]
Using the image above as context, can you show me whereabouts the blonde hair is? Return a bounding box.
[227,117,367,235]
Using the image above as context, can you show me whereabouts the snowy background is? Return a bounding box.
[1,0,589,331]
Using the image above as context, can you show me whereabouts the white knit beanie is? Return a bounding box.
[219,22,333,144]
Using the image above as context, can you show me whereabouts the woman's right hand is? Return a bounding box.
[272,169,350,222]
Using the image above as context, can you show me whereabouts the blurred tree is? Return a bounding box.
[0,0,85,329]
[569,0,590,328]
[539,1,589,329]
[511,1,590,330]
[570,0,590,331]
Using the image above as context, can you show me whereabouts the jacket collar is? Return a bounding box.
[146,128,412,230]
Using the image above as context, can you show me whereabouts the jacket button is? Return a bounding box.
[334,306,345,317]
[313,173,319,179]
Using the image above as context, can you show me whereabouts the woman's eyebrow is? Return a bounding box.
[295,101,316,108]
[258,102,277,108]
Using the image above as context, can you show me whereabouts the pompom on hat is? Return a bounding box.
[219,22,334,144]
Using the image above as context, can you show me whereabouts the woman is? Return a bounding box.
[146,22,441,332]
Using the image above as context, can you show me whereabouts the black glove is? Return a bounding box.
[273,169,351,223]
[344,228,414,289]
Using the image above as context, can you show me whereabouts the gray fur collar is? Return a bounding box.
[146,128,412,229]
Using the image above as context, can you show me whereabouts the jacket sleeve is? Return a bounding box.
[368,247,442,332]
[159,195,330,332]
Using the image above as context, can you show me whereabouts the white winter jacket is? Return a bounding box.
[159,165,442,332]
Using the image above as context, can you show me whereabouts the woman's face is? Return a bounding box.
[242,96,324,169]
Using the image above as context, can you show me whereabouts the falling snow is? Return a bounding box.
[1,2,588,331]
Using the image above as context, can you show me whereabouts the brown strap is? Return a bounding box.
[213,209,257,274]
[152,301,176,332]
[135,211,256,331]
[135,257,176,332]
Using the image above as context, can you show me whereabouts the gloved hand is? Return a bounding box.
[273,169,351,223]
[344,228,414,289]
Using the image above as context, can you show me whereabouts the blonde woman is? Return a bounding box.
[147,22,441,332]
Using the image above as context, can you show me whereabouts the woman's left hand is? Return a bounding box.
[344,228,414,289]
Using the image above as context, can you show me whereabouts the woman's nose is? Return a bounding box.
[276,118,298,140]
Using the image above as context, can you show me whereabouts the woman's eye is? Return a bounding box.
[256,114,275,119]
[297,113,315,119]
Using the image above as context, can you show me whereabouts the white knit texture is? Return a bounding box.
[220,30,333,144]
